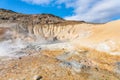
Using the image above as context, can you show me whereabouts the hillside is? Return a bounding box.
[0,8,64,24]
[0,9,120,80]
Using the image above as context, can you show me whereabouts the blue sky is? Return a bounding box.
[0,0,73,17]
[0,0,120,23]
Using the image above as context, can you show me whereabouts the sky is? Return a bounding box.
[0,0,120,23]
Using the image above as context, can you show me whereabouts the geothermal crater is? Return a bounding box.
[0,9,120,80]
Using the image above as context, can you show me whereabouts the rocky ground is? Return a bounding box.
[0,42,120,80]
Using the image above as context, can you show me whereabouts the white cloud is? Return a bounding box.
[62,0,120,23]
[21,0,120,23]
[22,0,51,5]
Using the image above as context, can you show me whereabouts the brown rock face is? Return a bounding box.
[0,8,64,24]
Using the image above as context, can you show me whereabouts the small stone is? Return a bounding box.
[33,75,42,80]
[19,57,22,59]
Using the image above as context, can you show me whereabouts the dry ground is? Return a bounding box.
[0,47,120,80]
